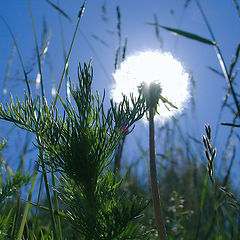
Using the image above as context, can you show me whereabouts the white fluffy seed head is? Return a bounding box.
[111,50,190,124]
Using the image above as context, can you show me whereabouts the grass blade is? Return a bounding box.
[51,169,62,240]
[221,122,240,127]
[52,0,86,111]
[195,0,240,116]
[45,0,73,23]
[233,0,240,17]
[27,0,45,100]
[208,66,225,78]
[0,16,32,100]
[146,22,216,45]
[17,160,40,240]
[229,43,240,79]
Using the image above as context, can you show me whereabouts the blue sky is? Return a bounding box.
[0,0,239,179]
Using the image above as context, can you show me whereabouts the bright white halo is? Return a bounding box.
[111,50,190,124]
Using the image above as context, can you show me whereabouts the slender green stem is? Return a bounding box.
[40,150,58,240]
[56,0,70,101]
[51,169,63,240]
[17,159,40,240]
[213,166,220,240]
[195,0,240,116]
[52,0,86,111]
[0,16,32,101]
[27,0,45,100]
[149,106,167,240]
[30,174,43,240]
[11,194,21,238]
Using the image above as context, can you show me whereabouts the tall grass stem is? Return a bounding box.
[195,0,240,116]
[17,160,40,240]
[27,0,45,101]
[52,0,86,111]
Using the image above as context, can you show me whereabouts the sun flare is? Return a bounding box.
[111,50,190,123]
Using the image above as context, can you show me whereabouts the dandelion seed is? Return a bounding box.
[111,50,190,123]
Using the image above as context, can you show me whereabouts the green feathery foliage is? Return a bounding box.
[0,60,149,239]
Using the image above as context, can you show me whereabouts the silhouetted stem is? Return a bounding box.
[114,135,126,175]
[149,106,167,240]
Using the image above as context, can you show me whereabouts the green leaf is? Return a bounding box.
[221,122,240,127]
[146,22,216,46]
[45,0,72,23]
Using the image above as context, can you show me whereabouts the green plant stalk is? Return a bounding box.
[52,0,86,111]
[40,151,58,240]
[30,174,43,240]
[0,156,13,177]
[51,168,63,240]
[194,173,208,240]
[0,16,32,101]
[56,0,70,101]
[27,0,45,100]
[11,194,21,238]
[149,105,167,240]
[17,159,40,240]
[195,0,240,116]
[213,164,220,240]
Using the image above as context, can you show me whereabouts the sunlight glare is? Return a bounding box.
[111,50,190,123]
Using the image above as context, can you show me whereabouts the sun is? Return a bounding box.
[111,50,190,123]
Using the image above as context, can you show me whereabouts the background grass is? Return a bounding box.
[0,0,240,239]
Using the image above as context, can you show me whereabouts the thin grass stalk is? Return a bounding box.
[233,0,240,17]
[2,43,16,101]
[30,174,44,240]
[40,149,58,240]
[51,169,63,240]
[56,0,70,102]
[0,156,14,177]
[17,160,40,240]
[27,0,45,100]
[194,174,208,240]
[11,194,21,238]
[195,0,240,116]
[52,0,86,111]
[0,16,32,101]
[56,0,67,60]
[212,164,220,240]
[149,106,167,240]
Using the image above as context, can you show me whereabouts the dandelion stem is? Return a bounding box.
[149,105,167,240]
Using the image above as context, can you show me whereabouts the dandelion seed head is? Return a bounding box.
[111,50,190,124]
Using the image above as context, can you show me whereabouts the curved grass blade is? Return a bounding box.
[195,0,240,116]
[45,0,73,23]
[208,66,225,78]
[221,122,240,127]
[146,22,216,46]
[0,16,32,100]
[233,0,240,17]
